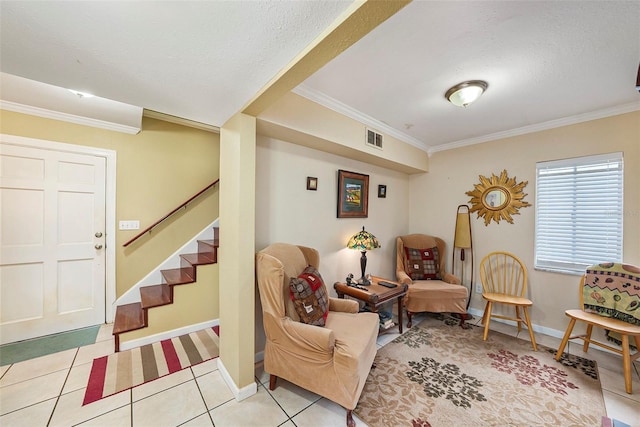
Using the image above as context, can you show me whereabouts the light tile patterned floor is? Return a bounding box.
[1,314,639,427]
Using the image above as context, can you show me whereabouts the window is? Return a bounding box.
[535,152,623,274]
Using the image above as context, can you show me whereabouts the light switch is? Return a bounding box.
[119,220,140,230]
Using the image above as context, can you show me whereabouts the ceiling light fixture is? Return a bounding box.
[445,80,488,107]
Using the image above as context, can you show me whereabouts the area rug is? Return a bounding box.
[83,326,219,405]
[354,316,605,427]
[0,325,100,366]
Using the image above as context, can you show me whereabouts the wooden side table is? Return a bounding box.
[334,276,408,334]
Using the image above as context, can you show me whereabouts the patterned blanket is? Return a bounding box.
[583,263,640,326]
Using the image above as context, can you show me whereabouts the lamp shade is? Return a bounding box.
[347,226,381,251]
[454,212,472,248]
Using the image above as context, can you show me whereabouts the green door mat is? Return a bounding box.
[0,325,101,366]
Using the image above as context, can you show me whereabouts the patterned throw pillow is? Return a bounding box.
[404,247,441,280]
[289,266,330,326]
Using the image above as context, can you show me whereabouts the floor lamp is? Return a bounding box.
[452,204,473,309]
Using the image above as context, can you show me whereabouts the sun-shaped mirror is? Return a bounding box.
[466,170,531,225]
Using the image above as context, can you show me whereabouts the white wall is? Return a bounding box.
[256,135,410,285]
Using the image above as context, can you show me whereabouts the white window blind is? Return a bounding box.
[535,152,623,274]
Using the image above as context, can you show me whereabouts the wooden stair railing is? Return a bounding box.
[113,227,219,352]
[123,179,220,247]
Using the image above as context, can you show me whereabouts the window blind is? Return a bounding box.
[535,152,623,274]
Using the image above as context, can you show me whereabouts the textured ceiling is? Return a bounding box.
[1,1,639,152]
[0,1,350,126]
[298,1,640,150]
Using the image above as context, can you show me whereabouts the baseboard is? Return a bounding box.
[114,219,218,308]
[254,350,265,363]
[467,307,621,356]
[218,357,258,402]
[119,318,219,352]
[468,307,567,339]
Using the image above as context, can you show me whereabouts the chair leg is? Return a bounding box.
[555,318,576,361]
[269,374,277,391]
[455,312,471,327]
[481,303,489,325]
[515,306,522,332]
[583,324,593,353]
[407,311,413,328]
[621,334,632,394]
[483,301,493,341]
[346,409,355,427]
[522,306,537,351]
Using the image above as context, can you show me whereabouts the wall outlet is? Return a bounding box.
[119,220,140,230]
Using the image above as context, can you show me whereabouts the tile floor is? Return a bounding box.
[1,314,639,427]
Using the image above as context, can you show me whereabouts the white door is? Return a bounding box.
[0,142,106,344]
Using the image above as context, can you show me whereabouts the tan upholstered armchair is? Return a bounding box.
[256,243,379,427]
[396,234,468,327]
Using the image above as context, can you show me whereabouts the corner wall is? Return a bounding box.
[409,111,640,333]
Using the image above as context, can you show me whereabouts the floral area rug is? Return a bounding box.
[354,315,604,427]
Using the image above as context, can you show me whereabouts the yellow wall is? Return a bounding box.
[0,109,220,298]
[410,111,640,333]
[219,113,256,390]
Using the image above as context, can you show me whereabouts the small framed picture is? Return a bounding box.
[337,170,369,218]
[378,185,387,198]
[307,177,318,191]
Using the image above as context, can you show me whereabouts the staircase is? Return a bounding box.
[113,227,219,352]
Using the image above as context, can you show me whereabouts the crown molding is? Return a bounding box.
[293,85,640,157]
[143,109,220,133]
[0,100,141,134]
[292,84,428,152]
[429,101,640,154]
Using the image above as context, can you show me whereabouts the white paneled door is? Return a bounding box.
[0,142,106,344]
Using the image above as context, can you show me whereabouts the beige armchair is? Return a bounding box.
[396,234,468,327]
[256,243,379,427]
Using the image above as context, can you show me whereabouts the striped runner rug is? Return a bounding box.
[83,326,219,405]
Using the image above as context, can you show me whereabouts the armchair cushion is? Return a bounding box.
[289,266,329,326]
[403,246,441,280]
[329,297,359,313]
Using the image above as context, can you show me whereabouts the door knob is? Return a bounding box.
[95,232,103,238]
[95,244,103,250]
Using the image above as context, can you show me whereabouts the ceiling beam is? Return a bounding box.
[241,0,410,117]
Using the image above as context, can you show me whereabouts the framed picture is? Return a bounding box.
[378,184,387,198]
[307,177,318,191]
[337,170,369,218]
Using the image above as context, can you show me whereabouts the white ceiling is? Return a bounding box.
[0,1,350,127]
[1,1,639,153]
